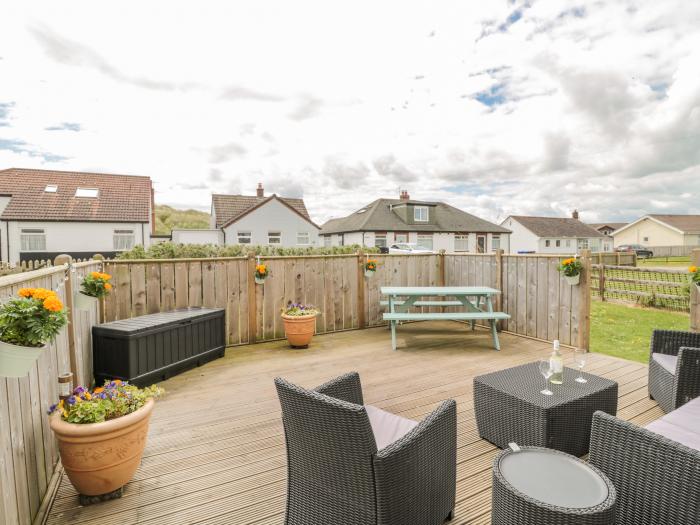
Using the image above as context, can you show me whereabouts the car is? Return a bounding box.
[388,243,434,254]
[616,244,654,258]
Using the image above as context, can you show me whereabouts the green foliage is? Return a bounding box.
[0,293,67,347]
[117,242,379,260]
[558,257,583,277]
[282,301,320,317]
[80,271,113,298]
[154,205,210,235]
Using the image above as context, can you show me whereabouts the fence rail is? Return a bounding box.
[591,252,636,266]
[643,245,695,258]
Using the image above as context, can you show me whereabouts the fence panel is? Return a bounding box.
[645,245,694,258]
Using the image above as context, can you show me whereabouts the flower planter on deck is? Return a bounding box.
[282,314,317,348]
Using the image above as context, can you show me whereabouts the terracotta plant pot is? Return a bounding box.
[0,340,46,378]
[281,314,317,348]
[74,291,99,311]
[50,398,154,497]
[565,274,580,286]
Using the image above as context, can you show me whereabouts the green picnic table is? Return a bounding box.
[381,286,510,351]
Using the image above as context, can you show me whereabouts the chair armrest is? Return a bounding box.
[373,400,457,524]
[675,346,700,407]
[314,371,364,405]
[650,329,700,359]
[589,411,700,525]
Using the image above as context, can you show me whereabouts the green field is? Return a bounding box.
[637,256,691,268]
[591,300,689,363]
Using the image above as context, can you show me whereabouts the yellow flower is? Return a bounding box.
[42,296,64,312]
[690,266,698,274]
[18,288,34,298]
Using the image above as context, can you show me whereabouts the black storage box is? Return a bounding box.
[93,307,226,386]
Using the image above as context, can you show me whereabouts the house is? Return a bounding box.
[502,211,612,254]
[319,190,510,253]
[0,168,154,263]
[612,215,700,247]
[207,183,320,247]
[587,223,627,237]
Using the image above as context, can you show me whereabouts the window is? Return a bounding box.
[324,236,332,247]
[395,233,408,243]
[75,187,99,198]
[20,229,46,251]
[417,234,433,250]
[414,206,429,222]
[545,239,551,247]
[375,233,387,248]
[44,185,58,193]
[555,239,561,248]
[237,231,251,244]
[113,229,135,250]
[492,235,501,251]
[268,231,281,244]
[578,239,589,250]
[297,232,310,245]
[455,234,469,252]
[643,236,649,242]
[566,239,572,248]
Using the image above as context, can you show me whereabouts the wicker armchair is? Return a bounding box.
[648,329,700,413]
[275,372,457,525]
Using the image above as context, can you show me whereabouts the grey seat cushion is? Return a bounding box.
[365,405,418,450]
[652,353,677,375]
[646,396,700,451]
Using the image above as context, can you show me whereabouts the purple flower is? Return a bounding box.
[73,386,86,395]
[48,403,57,414]
[66,395,76,405]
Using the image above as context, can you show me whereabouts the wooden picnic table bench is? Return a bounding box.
[381,286,510,351]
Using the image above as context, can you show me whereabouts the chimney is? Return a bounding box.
[256,183,264,198]
[572,209,579,220]
[399,189,410,201]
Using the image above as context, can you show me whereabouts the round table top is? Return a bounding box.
[498,448,609,509]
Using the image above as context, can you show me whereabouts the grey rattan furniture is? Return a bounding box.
[275,372,457,525]
[648,329,700,413]
[474,362,617,456]
[492,445,616,525]
[589,408,700,525]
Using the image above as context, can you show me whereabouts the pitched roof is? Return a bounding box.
[320,199,510,234]
[647,215,700,234]
[212,193,316,228]
[0,168,152,222]
[509,216,604,238]
[587,223,627,231]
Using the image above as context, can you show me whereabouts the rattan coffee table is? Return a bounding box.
[474,362,618,456]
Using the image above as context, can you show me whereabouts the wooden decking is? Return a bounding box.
[46,322,662,524]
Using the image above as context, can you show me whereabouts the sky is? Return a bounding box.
[1,0,699,226]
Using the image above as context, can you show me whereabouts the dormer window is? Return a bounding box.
[75,187,99,198]
[414,206,429,222]
[44,185,58,193]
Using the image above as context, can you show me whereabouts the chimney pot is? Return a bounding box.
[572,209,579,220]
[256,183,264,198]
[399,190,410,201]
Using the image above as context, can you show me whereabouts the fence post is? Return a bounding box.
[438,250,446,286]
[579,249,592,351]
[357,249,366,329]
[495,249,504,330]
[599,264,606,301]
[247,253,257,343]
[93,254,106,323]
[54,254,79,379]
[616,252,621,265]
[691,249,700,333]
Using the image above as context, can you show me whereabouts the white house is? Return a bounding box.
[502,212,612,254]
[319,190,510,253]
[208,184,319,247]
[0,168,153,263]
[612,215,700,247]
[587,222,627,237]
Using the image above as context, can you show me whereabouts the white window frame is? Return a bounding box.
[492,234,501,251]
[555,239,561,248]
[75,187,99,198]
[566,239,572,248]
[394,233,408,243]
[297,232,310,245]
[454,234,469,252]
[578,239,589,250]
[113,229,135,251]
[545,239,551,247]
[323,235,332,247]
[268,231,282,244]
[237,231,251,244]
[374,233,387,248]
[414,206,429,222]
[417,234,433,250]
[20,229,46,252]
[44,185,58,193]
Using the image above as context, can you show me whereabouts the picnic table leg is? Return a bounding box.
[391,320,397,351]
[486,295,500,351]
[471,296,480,331]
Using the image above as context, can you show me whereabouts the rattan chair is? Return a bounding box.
[648,329,700,413]
[275,372,457,525]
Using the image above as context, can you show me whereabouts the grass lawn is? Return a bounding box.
[590,300,690,363]
[637,256,691,268]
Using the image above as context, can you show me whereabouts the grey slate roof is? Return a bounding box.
[647,215,700,234]
[588,223,627,232]
[212,194,313,228]
[510,216,604,238]
[320,199,510,234]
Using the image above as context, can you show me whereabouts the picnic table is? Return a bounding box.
[381,286,510,351]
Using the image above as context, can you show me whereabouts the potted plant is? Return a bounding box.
[49,380,164,504]
[558,257,583,285]
[364,259,377,278]
[0,288,67,377]
[689,265,700,292]
[254,263,268,285]
[75,271,112,310]
[281,301,319,348]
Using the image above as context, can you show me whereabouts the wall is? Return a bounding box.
[322,231,509,253]
[171,229,224,245]
[222,198,319,247]
[500,218,540,253]
[613,218,684,247]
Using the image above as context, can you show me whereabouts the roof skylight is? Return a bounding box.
[75,187,99,198]
[44,185,58,193]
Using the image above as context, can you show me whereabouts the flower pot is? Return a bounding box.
[50,398,154,497]
[565,274,580,286]
[364,269,375,278]
[255,277,266,285]
[281,314,317,348]
[0,341,46,377]
[74,291,99,311]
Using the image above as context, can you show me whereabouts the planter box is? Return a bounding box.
[93,308,225,386]
[0,341,46,377]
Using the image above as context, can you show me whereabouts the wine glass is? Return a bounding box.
[574,348,587,383]
[538,360,553,396]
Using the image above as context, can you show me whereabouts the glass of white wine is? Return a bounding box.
[574,348,587,383]
[539,360,554,395]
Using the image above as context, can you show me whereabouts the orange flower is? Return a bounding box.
[256,264,267,275]
[104,283,113,291]
[690,266,698,274]
[32,288,57,300]
[91,271,101,279]
[102,273,112,280]
[113,379,122,385]
[93,387,104,394]
[18,288,34,298]
[42,296,64,312]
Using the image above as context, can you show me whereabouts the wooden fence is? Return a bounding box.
[591,252,636,266]
[691,249,699,333]
[0,259,102,525]
[645,245,695,258]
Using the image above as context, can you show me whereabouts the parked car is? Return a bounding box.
[616,244,654,258]
[388,243,434,254]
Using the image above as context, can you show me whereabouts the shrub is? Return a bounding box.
[0,289,68,347]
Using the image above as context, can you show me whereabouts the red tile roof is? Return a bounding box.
[0,168,152,222]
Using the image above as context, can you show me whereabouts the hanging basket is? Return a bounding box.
[565,274,580,286]
[0,341,46,377]
[364,269,376,278]
[255,277,266,285]
[74,291,99,311]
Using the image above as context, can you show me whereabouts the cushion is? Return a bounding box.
[646,397,700,451]
[652,353,678,375]
[365,405,418,450]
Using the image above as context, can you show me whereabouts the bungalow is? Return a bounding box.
[0,168,154,263]
[319,191,510,253]
[502,212,612,254]
[612,215,700,248]
[587,223,627,237]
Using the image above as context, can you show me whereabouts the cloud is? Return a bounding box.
[219,86,283,102]
[288,94,324,121]
[322,157,370,189]
[45,122,81,131]
[0,102,12,126]
[208,142,247,163]
[373,154,419,182]
[0,138,68,162]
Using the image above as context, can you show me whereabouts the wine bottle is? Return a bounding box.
[550,340,564,385]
